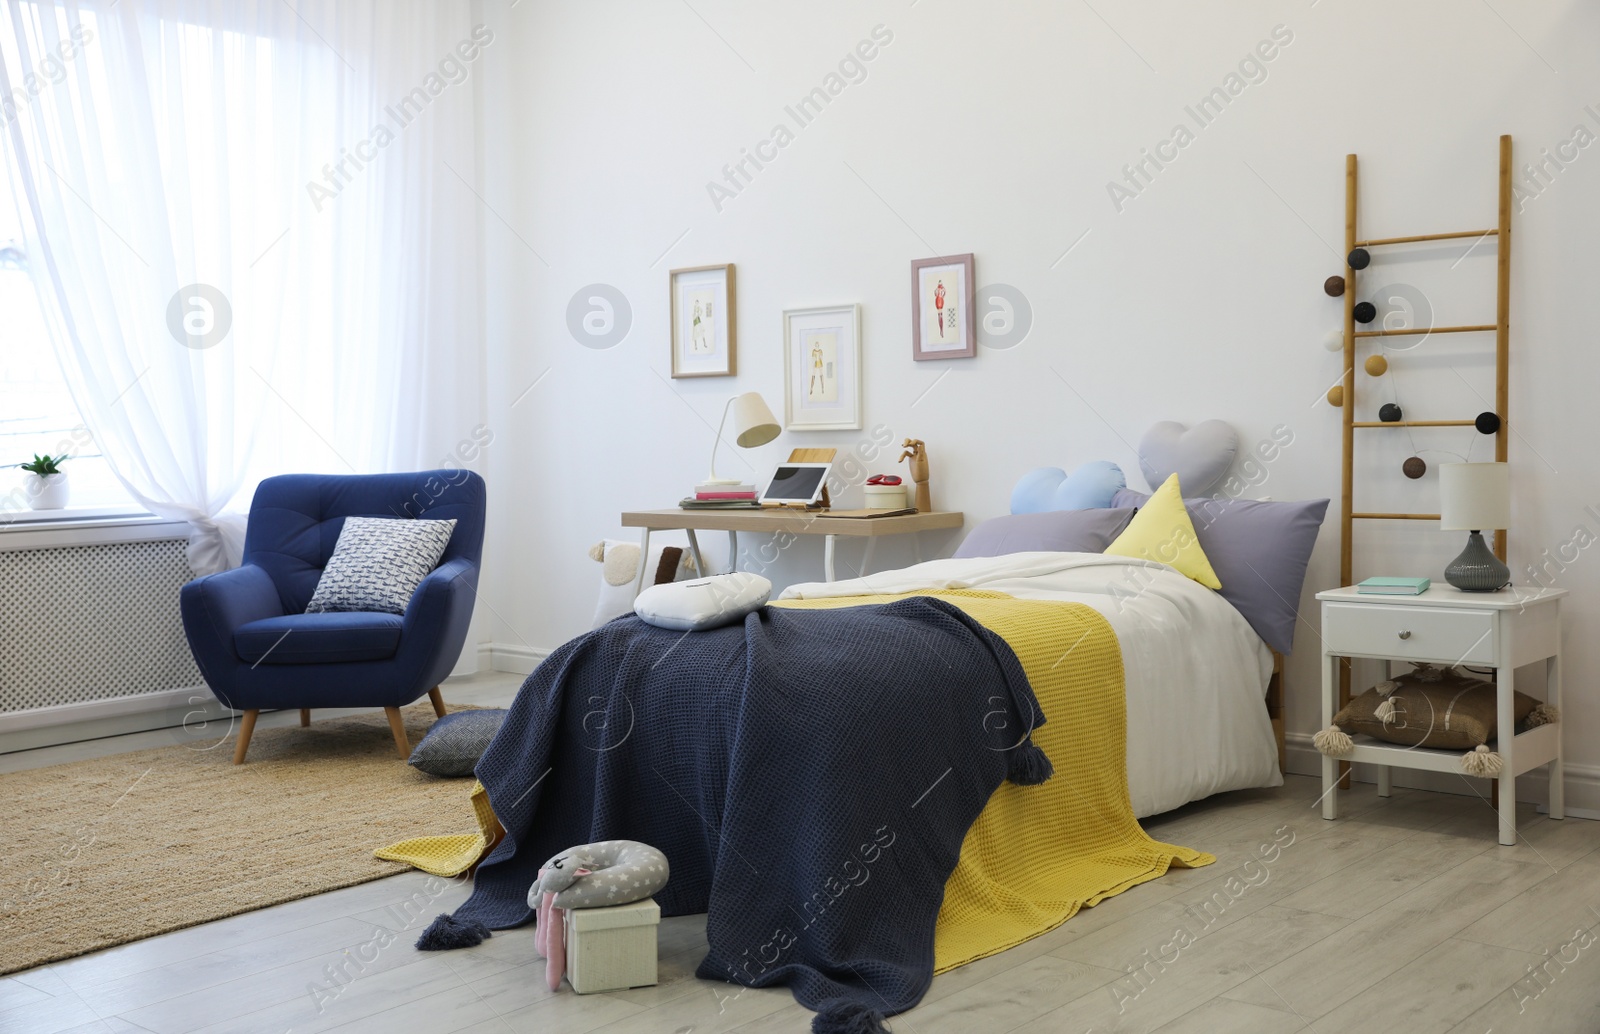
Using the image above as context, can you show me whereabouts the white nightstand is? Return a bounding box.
[1316,584,1566,845]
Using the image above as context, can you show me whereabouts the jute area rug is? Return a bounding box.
[0,702,482,976]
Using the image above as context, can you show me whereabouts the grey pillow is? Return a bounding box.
[408,709,507,777]
[1138,420,1239,495]
[954,508,1136,559]
[306,516,457,615]
[1113,489,1328,655]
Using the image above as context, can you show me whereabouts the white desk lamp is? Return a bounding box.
[704,392,779,485]
[1439,462,1511,591]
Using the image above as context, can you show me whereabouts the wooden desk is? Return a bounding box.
[619,509,964,592]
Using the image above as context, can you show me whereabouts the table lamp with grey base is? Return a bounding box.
[1439,462,1511,591]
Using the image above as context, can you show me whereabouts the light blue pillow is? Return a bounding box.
[1010,461,1126,514]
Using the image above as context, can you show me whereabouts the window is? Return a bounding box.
[0,157,141,516]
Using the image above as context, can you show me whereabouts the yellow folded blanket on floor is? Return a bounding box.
[772,589,1213,973]
[373,779,500,877]
[378,589,1212,970]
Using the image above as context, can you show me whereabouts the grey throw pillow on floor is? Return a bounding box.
[306,516,457,615]
[408,709,508,777]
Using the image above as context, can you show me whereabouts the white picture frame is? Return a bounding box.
[783,304,862,431]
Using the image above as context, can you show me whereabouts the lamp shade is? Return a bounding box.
[1439,462,1509,531]
[729,392,780,448]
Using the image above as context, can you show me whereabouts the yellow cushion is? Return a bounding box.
[1104,473,1222,589]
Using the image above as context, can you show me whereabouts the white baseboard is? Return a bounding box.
[1286,731,1600,818]
[0,685,228,754]
[0,650,522,754]
[488,643,550,675]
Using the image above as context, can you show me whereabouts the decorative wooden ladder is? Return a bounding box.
[1333,135,1513,784]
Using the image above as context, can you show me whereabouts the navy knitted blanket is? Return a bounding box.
[452,596,1048,1016]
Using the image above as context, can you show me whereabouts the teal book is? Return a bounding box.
[1357,576,1430,595]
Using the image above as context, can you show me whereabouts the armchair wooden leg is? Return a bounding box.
[384,706,410,759]
[233,710,260,765]
[300,709,311,727]
[428,686,447,718]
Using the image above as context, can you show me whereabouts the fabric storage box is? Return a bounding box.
[565,897,660,993]
[863,484,906,509]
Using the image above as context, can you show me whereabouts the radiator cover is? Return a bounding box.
[0,538,201,715]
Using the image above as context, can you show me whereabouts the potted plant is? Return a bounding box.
[19,453,69,510]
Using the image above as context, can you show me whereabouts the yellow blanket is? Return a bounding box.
[772,589,1213,972]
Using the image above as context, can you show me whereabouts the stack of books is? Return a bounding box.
[680,483,761,510]
[1357,576,1430,596]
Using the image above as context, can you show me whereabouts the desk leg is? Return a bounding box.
[1548,652,1565,820]
[1496,654,1517,846]
[727,531,739,573]
[1321,650,1339,821]
[824,535,836,582]
[632,527,652,597]
[684,529,707,577]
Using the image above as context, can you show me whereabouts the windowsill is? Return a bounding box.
[0,505,166,532]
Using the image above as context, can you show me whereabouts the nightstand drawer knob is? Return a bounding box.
[1398,630,1412,640]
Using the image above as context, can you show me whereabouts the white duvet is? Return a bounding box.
[781,551,1281,818]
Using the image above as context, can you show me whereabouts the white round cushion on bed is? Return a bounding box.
[634,572,771,631]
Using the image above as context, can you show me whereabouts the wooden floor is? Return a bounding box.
[4,670,1599,1033]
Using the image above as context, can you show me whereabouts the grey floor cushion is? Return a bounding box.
[408,709,509,777]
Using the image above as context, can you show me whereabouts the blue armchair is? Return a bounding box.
[180,470,487,763]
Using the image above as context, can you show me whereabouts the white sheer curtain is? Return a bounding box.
[0,0,485,572]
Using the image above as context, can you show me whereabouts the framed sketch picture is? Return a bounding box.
[670,263,736,377]
[910,253,975,360]
[784,304,862,431]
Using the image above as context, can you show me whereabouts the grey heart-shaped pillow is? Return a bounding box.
[1138,420,1238,495]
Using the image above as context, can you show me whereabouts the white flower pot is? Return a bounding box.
[25,472,69,510]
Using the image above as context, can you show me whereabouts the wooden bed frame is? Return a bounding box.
[1268,651,1286,773]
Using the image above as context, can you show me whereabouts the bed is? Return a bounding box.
[436,546,1289,1027]
[780,550,1282,819]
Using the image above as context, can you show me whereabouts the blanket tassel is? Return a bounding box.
[1007,738,1054,786]
[415,913,492,951]
[812,998,890,1034]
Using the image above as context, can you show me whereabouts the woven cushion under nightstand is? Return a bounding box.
[1334,667,1538,751]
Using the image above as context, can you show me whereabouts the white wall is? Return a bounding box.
[474,1,1600,805]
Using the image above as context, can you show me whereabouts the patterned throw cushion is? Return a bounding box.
[408,709,508,777]
[306,516,457,615]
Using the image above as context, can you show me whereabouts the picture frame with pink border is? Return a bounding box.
[910,253,975,360]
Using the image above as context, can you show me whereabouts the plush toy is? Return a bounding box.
[529,840,671,991]
[589,539,701,628]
